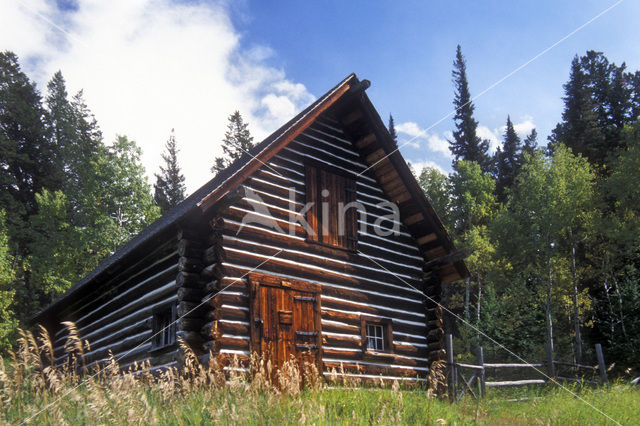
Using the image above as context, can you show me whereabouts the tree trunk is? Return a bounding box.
[464,277,471,353]
[612,274,629,342]
[545,247,554,354]
[476,277,482,347]
[601,259,615,338]
[570,235,583,364]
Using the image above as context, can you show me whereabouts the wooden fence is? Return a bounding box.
[444,334,608,402]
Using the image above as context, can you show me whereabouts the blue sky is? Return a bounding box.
[236,0,640,173]
[1,0,638,189]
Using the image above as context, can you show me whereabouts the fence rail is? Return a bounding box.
[444,334,608,402]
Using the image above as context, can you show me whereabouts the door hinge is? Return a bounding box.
[294,296,315,302]
[296,344,319,351]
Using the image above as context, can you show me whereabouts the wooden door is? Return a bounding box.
[249,274,321,376]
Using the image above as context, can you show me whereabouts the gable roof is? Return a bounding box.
[33,73,468,323]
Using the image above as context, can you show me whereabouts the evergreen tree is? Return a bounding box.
[46,71,75,185]
[0,51,59,253]
[549,56,604,165]
[449,45,490,170]
[629,70,640,121]
[212,111,254,174]
[523,128,538,157]
[388,114,398,145]
[154,130,186,213]
[580,51,630,162]
[494,116,523,201]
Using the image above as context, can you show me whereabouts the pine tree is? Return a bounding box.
[494,116,522,201]
[212,111,254,174]
[449,45,490,170]
[154,130,186,213]
[388,114,398,145]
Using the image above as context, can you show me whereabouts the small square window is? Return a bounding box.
[360,315,394,356]
[152,304,176,349]
[366,324,385,351]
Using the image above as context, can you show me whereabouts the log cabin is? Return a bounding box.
[32,74,468,385]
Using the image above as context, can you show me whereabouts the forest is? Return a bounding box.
[417,46,640,372]
[1,46,639,377]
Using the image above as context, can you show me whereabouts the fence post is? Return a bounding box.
[445,333,456,402]
[476,346,485,398]
[545,342,555,381]
[595,344,608,384]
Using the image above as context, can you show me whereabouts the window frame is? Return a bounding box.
[151,303,177,351]
[360,315,394,358]
[304,161,358,252]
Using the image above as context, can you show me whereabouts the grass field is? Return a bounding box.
[2,327,638,425]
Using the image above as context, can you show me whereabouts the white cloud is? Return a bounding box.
[426,133,451,158]
[0,0,315,192]
[396,122,427,139]
[407,160,446,176]
[513,117,536,136]
[396,122,452,157]
[477,125,501,152]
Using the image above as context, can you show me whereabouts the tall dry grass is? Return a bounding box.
[0,323,436,424]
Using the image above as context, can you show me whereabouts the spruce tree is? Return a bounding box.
[46,71,75,184]
[548,56,604,164]
[388,114,398,145]
[449,45,490,170]
[630,70,640,122]
[522,129,538,157]
[154,130,186,213]
[494,116,522,201]
[0,51,58,252]
[212,111,254,174]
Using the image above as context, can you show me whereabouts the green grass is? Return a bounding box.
[7,382,638,425]
[3,328,638,425]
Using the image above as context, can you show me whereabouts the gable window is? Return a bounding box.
[152,303,176,350]
[360,315,394,356]
[304,163,358,250]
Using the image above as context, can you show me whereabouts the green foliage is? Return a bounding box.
[449,45,490,171]
[388,114,398,145]
[450,160,498,234]
[0,211,16,351]
[28,190,77,299]
[0,52,161,333]
[493,116,523,202]
[0,51,59,254]
[154,130,186,213]
[211,110,254,174]
[95,136,161,253]
[418,166,452,229]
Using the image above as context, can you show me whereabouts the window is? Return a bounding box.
[366,324,385,351]
[304,163,358,250]
[360,315,394,356]
[152,304,176,350]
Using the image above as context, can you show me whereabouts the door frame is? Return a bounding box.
[247,273,322,371]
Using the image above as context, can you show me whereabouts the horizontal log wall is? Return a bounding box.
[49,236,181,372]
[205,113,435,383]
